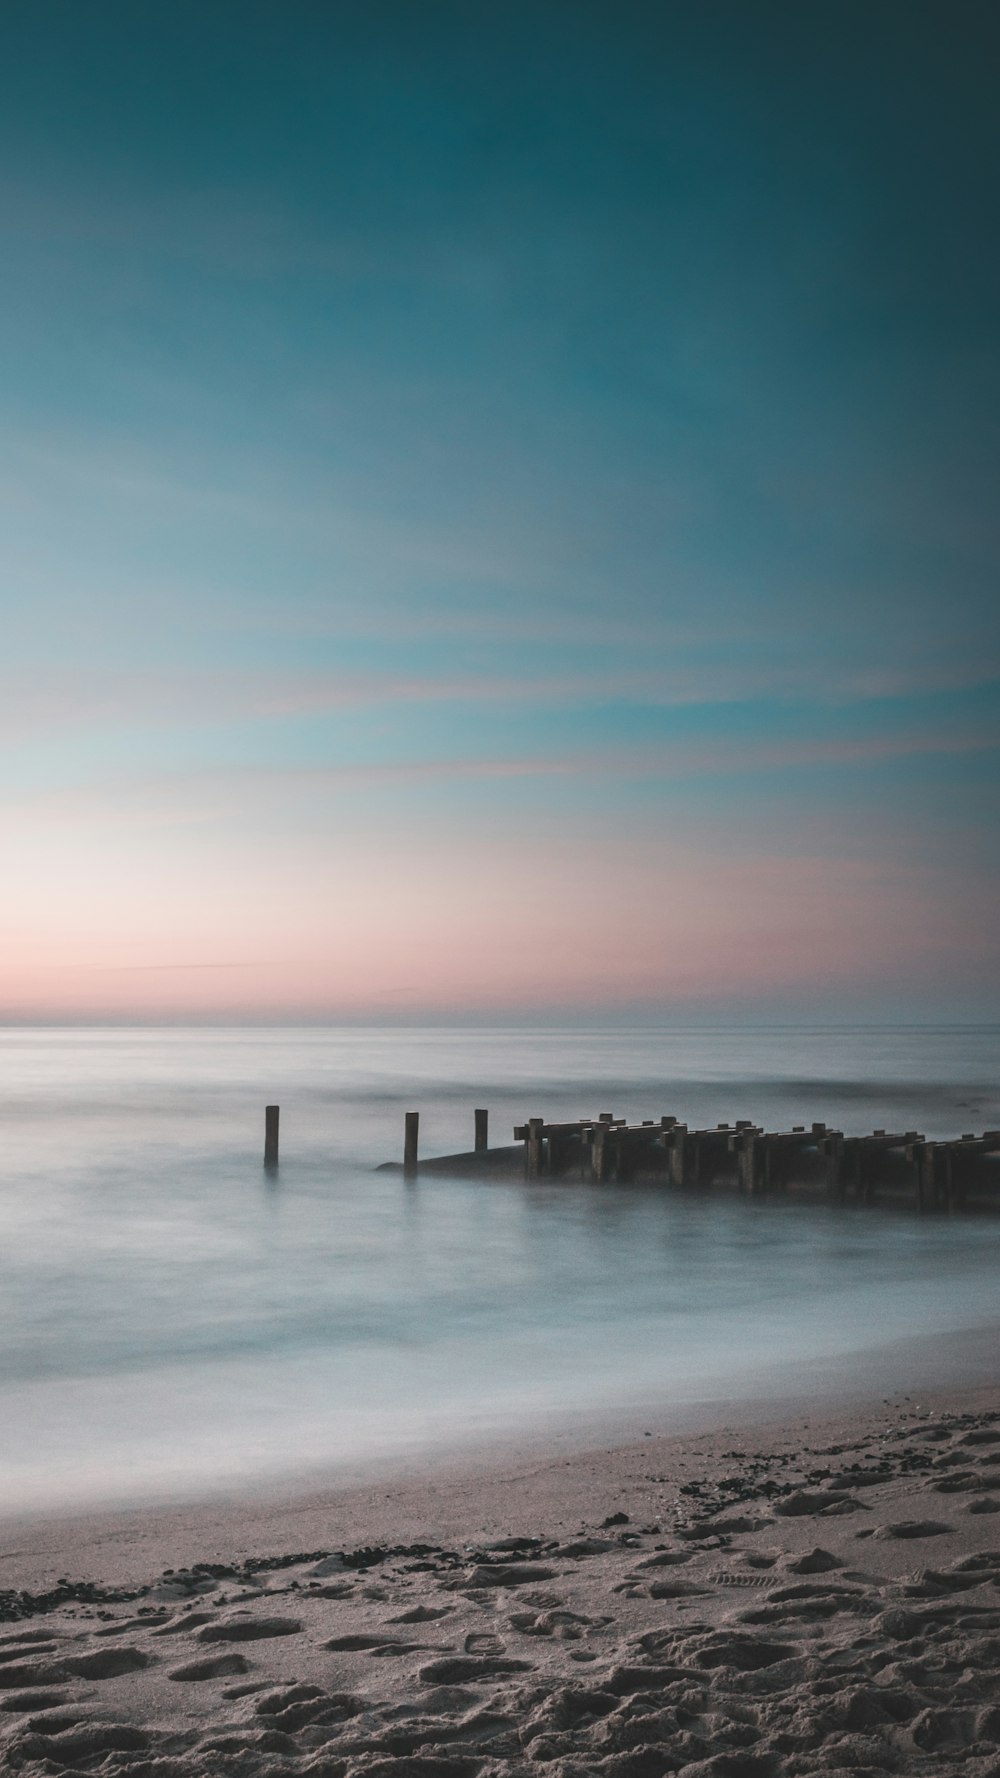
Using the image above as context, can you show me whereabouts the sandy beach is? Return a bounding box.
[5,1373,1000,1778]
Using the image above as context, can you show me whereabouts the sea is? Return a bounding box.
[2,1024,999,1518]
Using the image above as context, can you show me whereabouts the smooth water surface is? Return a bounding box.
[1,1026,998,1514]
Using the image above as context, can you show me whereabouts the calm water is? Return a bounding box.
[1,1025,999,1515]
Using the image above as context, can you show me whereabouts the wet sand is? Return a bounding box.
[5,1375,1000,1776]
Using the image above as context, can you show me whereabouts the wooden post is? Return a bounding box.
[665,1124,687,1186]
[264,1104,279,1167]
[688,1132,703,1187]
[526,1117,544,1179]
[474,1108,488,1153]
[404,1111,419,1178]
[591,1120,608,1182]
[760,1134,776,1193]
[942,1144,957,1213]
[859,1137,877,1205]
[913,1140,938,1212]
[823,1131,845,1196]
[735,1128,758,1195]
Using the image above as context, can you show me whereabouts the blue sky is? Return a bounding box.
[1,1,997,1020]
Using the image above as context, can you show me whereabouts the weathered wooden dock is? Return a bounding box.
[375,1109,1000,1212]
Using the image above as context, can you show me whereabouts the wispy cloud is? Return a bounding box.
[4,723,996,839]
[1,660,997,751]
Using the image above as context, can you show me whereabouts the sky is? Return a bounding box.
[1,0,998,1023]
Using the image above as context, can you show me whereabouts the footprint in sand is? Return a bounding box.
[6,1723,149,1764]
[648,1579,709,1599]
[736,1581,867,1624]
[872,1520,953,1540]
[168,1653,251,1682]
[0,1643,61,1670]
[464,1632,504,1654]
[553,1537,618,1557]
[931,1473,980,1495]
[0,1660,73,1691]
[773,1489,864,1517]
[197,1617,302,1642]
[65,1647,149,1679]
[253,1682,365,1731]
[509,1608,603,1639]
[387,1604,452,1623]
[94,1613,169,1636]
[951,1552,1000,1572]
[632,1549,696,1569]
[417,1654,533,1683]
[708,1571,772,1588]
[902,1567,990,1597]
[0,1691,71,1715]
[323,1633,433,1655]
[691,1633,794,1671]
[455,1562,558,1590]
[151,1609,218,1636]
[781,1546,843,1573]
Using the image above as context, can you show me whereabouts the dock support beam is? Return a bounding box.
[526,1117,544,1179]
[404,1111,419,1178]
[264,1104,279,1168]
[474,1108,488,1153]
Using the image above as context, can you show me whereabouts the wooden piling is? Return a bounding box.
[404,1111,419,1178]
[380,1110,1000,1210]
[526,1116,545,1179]
[687,1131,703,1187]
[664,1123,687,1186]
[591,1120,609,1182]
[906,1138,939,1212]
[264,1104,279,1167]
[822,1131,846,1196]
[734,1127,759,1195]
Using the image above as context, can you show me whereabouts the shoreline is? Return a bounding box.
[4,1379,1000,1777]
[6,1319,1000,1590]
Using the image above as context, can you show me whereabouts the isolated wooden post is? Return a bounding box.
[404,1111,419,1178]
[474,1108,488,1153]
[526,1117,544,1179]
[264,1105,279,1167]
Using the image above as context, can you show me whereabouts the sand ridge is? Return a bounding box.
[4,1399,1000,1776]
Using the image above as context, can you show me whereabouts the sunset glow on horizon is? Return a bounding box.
[1,2,998,1024]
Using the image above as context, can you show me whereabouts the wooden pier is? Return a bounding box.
[377,1110,1000,1212]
